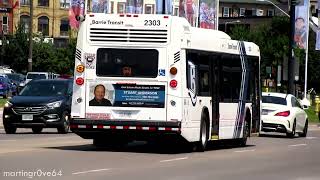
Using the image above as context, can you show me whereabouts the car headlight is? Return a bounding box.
[47,101,62,109]
[4,101,12,108]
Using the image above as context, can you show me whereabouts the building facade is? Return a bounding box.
[0,0,14,36]
[13,0,70,46]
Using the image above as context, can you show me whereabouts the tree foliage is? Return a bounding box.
[1,24,75,75]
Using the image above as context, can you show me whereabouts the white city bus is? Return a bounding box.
[70,13,261,151]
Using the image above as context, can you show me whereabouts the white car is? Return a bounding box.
[260,92,308,138]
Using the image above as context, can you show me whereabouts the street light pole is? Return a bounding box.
[256,0,290,17]
[288,1,296,95]
[28,0,33,72]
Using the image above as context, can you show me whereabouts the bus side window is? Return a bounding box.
[187,60,197,95]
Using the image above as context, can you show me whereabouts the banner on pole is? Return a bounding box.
[294,0,309,49]
[69,0,85,29]
[199,0,218,29]
[316,0,320,50]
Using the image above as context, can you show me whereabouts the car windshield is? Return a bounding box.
[27,74,47,80]
[20,81,68,96]
[262,96,287,105]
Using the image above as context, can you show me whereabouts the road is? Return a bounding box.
[0,126,320,180]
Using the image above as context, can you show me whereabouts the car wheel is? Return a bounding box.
[299,120,308,137]
[4,123,17,134]
[287,120,296,138]
[196,115,209,152]
[32,127,43,134]
[57,111,70,134]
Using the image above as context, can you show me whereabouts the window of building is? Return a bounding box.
[60,0,70,8]
[239,8,245,17]
[60,19,69,36]
[117,2,126,14]
[252,8,256,16]
[38,0,49,7]
[267,9,275,16]
[2,16,8,34]
[20,15,30,33]
[3,0,8,4]
[20,0,30,5]
[223,7,230,17]
[110,1,114,13]
[174,7,178,16]
[145,4,154,14]
[38,16,49,36]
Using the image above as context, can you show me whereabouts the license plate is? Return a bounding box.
[22,114,33,121]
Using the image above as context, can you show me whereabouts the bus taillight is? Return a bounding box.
[170,67,177,75]
[170,80,178,88]
[76,65,85,73]
[76,77,84,85]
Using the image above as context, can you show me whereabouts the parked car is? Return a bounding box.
[25,72,55,84]
[0,75,13,98]
[4,73,24,94]
[2,79,73,134]
[261,92,308,138]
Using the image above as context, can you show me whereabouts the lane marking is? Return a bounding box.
[72,168,111,175]
[160,157,188,163]
[306,137,318,140]
[234,149,256,153]
[0,140,17,142]
[288,144,307,147]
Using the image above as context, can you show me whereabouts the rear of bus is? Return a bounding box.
[70,14,183,142]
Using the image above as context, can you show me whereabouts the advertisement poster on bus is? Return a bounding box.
[89,83,165,108]
[92,0,109,13]
[294,0,309,49]
[155,0,172,14]
[69,0,85,29]
[126,0,143,14]
[199,0,218,29]
[178,0,199,27]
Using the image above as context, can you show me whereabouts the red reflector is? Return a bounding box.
[89,14,94,17]
[119,14,124,17]
[126,14,131,17]
[149,127,156,131]
[123,126,129,130]
[110,125,116,129]
[133,14,139,17]
[169,80,178,88]
[275,111,290,117]
[136,126,142,130]
[165,127,172,131]
[75,77,84,85]
[86,125,91,129]
[97,125,104,129]
[164,16,169,18]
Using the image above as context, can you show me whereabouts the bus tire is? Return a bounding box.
[239,120,249,147]
[196,115,209,152]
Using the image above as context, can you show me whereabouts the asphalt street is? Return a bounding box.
[0,125,320,180]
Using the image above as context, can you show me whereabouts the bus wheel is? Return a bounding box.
[196,115,209,152]
[239,120,249,147]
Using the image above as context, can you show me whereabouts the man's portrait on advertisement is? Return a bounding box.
[89,84,113,106]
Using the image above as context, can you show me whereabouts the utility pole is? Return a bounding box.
[28,0,33,72]
[288,0,296,94]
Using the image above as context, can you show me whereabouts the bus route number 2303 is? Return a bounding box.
[144,20,161,26]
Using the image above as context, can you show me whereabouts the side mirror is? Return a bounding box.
[303,105,309,110]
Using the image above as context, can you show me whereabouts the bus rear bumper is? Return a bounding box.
[70,119,181,140]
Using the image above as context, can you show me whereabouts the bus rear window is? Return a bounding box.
[96,49,159,78]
